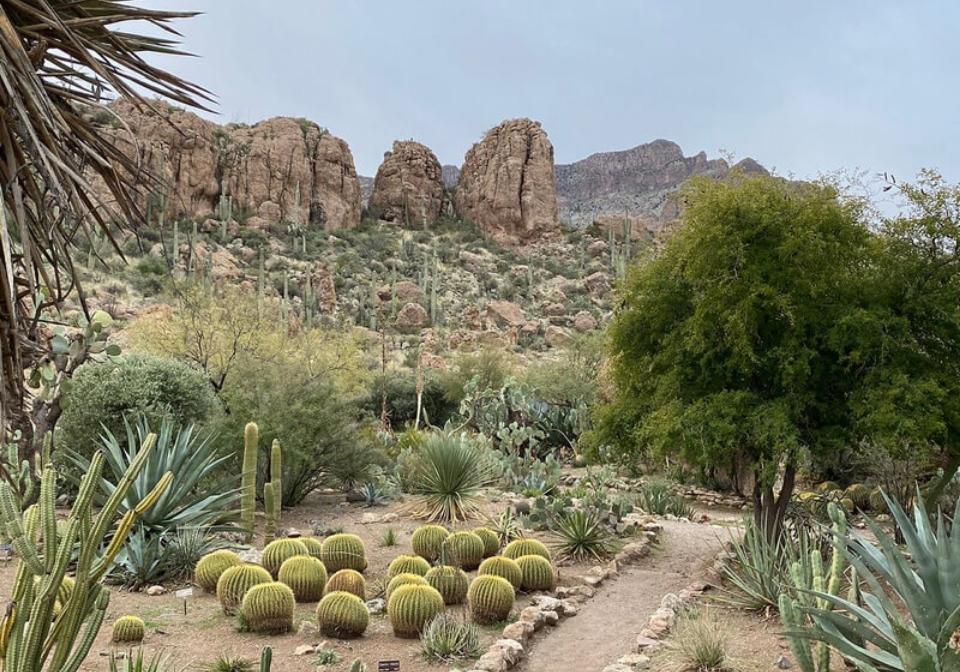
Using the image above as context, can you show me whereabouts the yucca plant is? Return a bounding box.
[487,506,524,546]
[409,432,495,522]
[549,509,618,561]
[798,492,960,671]
[163,527,235,582]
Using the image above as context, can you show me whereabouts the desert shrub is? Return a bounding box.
[362,369,457,429]
[59,354,217,457]
[407,431,496,522]
[665,608,734,671]
[635,483,694,518]
[420,613,483,663]
[439,348,513,409]
[127,254,170,295]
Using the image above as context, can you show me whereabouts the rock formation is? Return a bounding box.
[368,141,446,225]
[455,119,559,243]
[100,99,361,230]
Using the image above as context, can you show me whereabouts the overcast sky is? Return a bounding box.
[144,1,958,183]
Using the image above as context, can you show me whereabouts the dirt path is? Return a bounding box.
[520,520,729,672]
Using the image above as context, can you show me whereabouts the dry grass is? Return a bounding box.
[664,607,739,671]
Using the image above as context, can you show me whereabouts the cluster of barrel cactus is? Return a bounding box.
[441,531,485,570]
[217,564,273,614]
[478,556,522,588]
[262,538,309,577]
[425,566,469,605]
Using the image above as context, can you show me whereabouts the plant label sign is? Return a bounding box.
[378,662,400,672]
[175,588,193,599]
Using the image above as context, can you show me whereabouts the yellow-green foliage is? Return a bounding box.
[262,538,309,578]
[300,536,324,559]
[516,555,555,591]
[278,555,328,602]
[217,564,272,615]
[411,524,449,561]
[386,573,428,601]
[425,566,469,605]
[241,582,296,634]
[467,575,515,624]
[316,591,370,639]
[472,527,500,557]
[477,556,522,588]
[194,549,242,592]
[844,483,871,509]
[326,569,366,599]
[321,533,367,572]
[442,531,485,570]
[111,616,145,643]
[388,554,431,578]
[503,538,551,562]
[816,481,841,494]
[388,584,445,638]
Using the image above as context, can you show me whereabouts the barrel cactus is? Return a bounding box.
[425,566,469,605]
[478,556,522,588]
[111,615,145,643]
[816,480,842,494]
[388,554,431,578]
[516,554,555,591]
[411,524,449,561]
[388,584,445,637]
[503,537,552,562]
[278,555,328,602]
[316,591,370,639]
[441,531,485,570]
[262,538,309,578]
[868,487,888,513]
[325,569,366,599]
[844,483,871,509]
[241,582,296,634]
[194,549,242,592]
[468,575,515,624]
[472,527,500,557]
[386,572,428,601]
[217,564,272,615]
[300,536,324,559]
[321,533,367,572]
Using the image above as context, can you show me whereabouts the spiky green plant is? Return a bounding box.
[516,555,555,591]
[111,615,145,643]
[442,531,485,570]
[315,649,341,666]
[420,613,483,663]
[409,432,495,522]
[467,575,515,624]
[411,524,449,561]
[195,549,243,592]
[241,423,259,542]
[321,533,367,572]
[425,566,469,605]
[206,654,254,672]
[388,554,431,578]
[636,483,694,518]
[108,648,174,672]
[550,509,618,561]
[300,536,324,559]
[163,527,234,582]
[264,439,283,541]
[262,538,309,578]
[380,528,398,547]
[326,569,366,599]
[348,660,367,672]
[386,573,428,601]
[217,564,273,615]
[503,538,551,562]
[316,591,370,639]
[241,582,296,634]
[260,647,272,672]
[487,507,524,546]
[477,556,522,588]
[278,555,328,602]
[472,527,500,557]
[663,609,733,671]
[388,584,445,638]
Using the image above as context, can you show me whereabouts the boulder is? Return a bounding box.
[544,325,572,348]
[369,140,446,225]
[486,300,526,328]
[396,302,430,331]
[572,310,598,331]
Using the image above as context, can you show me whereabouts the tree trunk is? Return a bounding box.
[924,452,960,513]
[752,462,797,542]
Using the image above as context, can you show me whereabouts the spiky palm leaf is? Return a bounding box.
[0,1,209,437]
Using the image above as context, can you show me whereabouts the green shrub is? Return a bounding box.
[162,527,234,582]
[59,354,217,457]
[664,609,732,671]
[636,483,693,518]
[420,613,483,663]
[363,370,457,428]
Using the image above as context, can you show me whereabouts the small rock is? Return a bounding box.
[541,610,559,626]
[365,598,386,615]
[618,653,650,668]
[775,655,793,669]
[146,585,166,596]
[294,645,316,656]
[558,600,578,617]
[519,606,545,631]
[601,665,633,672]
[237,548,263,564]
[502,620,534,644]
[284,528,303,538]
[636,634,660,650]
[494,639,525,666]
[530,596,563,613]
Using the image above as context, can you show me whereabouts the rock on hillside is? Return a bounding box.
[441,165,461,189]
[100,99,362,230]
[555,139,767,232]
[455,118,559,243]
[368,141,447,225]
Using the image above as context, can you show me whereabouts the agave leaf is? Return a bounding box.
[889,619,940,672]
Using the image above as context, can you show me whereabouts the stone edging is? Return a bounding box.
[457,518,664,672]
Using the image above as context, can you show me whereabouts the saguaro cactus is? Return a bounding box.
[264,439,283,542]
[241,422,259,542]
[0,433,170,672]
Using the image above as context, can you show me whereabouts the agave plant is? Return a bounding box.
[550,508,618,561]
[799,493,960,671]
[409,431,495,522]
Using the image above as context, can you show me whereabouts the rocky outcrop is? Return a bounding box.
[368,141,446,225]
[100,99,361,230]
[441,165,461,189]
[455,119,559,243]
[556,139,767,232]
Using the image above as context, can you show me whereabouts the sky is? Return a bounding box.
[143,1,959,184]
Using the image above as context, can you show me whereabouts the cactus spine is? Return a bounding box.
[386,573,428,601]
[516,555,555,591]
[442,531,485,570]
[467,575,515,624]
[320,533,367,572]
[387,584,444,638]
[325,569,366,599]
[472,527,500,557]
[111,615,145,643]
[241,422,259,542]
[425,566,469,605]
[316,591,370,639]
[503,538,551,561]
[478,556,522,589]
[241,582,296,634]
[217,564,272,615]
[300,536,324,559]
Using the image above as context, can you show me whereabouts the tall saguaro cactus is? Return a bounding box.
[241,422,259,543]
[264,440,283,542]
[0,434,170,672]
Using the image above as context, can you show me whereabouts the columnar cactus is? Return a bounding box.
[516,555,555,591]
[316,591,370,639]
[278,555,328,602]
[325,569,366,599]
[0,433,170,671]
[468,575,515,624]
[264,439,283,543]
[425,566,469,605]
[321,533,367,572]
[478,556,522,588]
[388,554,431,578]
[264,481,278,542]
[503,538,552,561]
[386,573,428,601]
[241,422,259,542]
[472,527,500,557]
[387,584,445,637]
[111,615,145,643]
[441,531,485,570]
[300,536,324,559]
[262,538,309,578]
[217,564,272,615]
[241,582,296,634]
[411,524,449,561]
[194,549,243,592]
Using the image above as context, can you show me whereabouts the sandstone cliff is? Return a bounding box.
[368,140,446,225]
